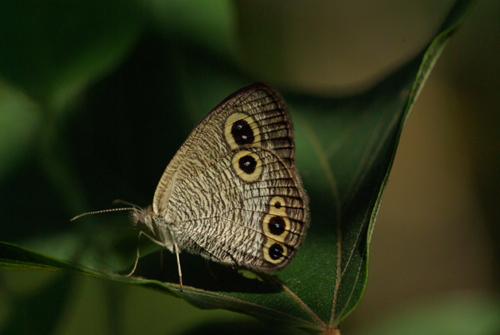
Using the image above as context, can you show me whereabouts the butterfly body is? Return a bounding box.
[131,82,309,275]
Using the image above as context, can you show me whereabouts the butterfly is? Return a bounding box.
[74,82,309,291]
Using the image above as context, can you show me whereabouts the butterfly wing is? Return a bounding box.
[153,82,309,270]
[167,146,308,270]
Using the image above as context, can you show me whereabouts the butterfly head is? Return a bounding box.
[129,205,174,252]
[130,205,156,231]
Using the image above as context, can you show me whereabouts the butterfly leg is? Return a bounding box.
[124,231,163,277]
[124,231,146,277]
[173,241,183,292]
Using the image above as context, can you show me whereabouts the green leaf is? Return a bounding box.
[0,0,477,334]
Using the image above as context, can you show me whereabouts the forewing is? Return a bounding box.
[153,82,298,215]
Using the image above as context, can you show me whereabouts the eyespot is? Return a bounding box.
[224,113,261,149]
[231,119,254,145]
[268,216,286,236]
[268,243,284,260]
[263,196,290,242]
[263,213,290,241]
[269,196,286,215]
[238,154,257,174]
[232,150,262,182]
[263,239,288,264]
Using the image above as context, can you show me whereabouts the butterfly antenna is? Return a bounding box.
[71,207,135,221]
[112,199,141,209]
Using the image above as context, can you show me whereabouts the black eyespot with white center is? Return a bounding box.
[268,243,284,260]
[268,216,286,236]
[231,119,254,145]
[232,150,262,182]
[238,155,257,174]
[224,113,261,150]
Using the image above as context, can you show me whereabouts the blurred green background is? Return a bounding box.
[0,1,499,334]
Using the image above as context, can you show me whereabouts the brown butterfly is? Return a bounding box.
[73,83,309,291]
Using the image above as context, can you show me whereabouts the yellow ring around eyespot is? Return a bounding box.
[269,196,287,216]
[232,150,262,182]
[224,113,261,149]
[263,239,287,264]
[263,214,289,242]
